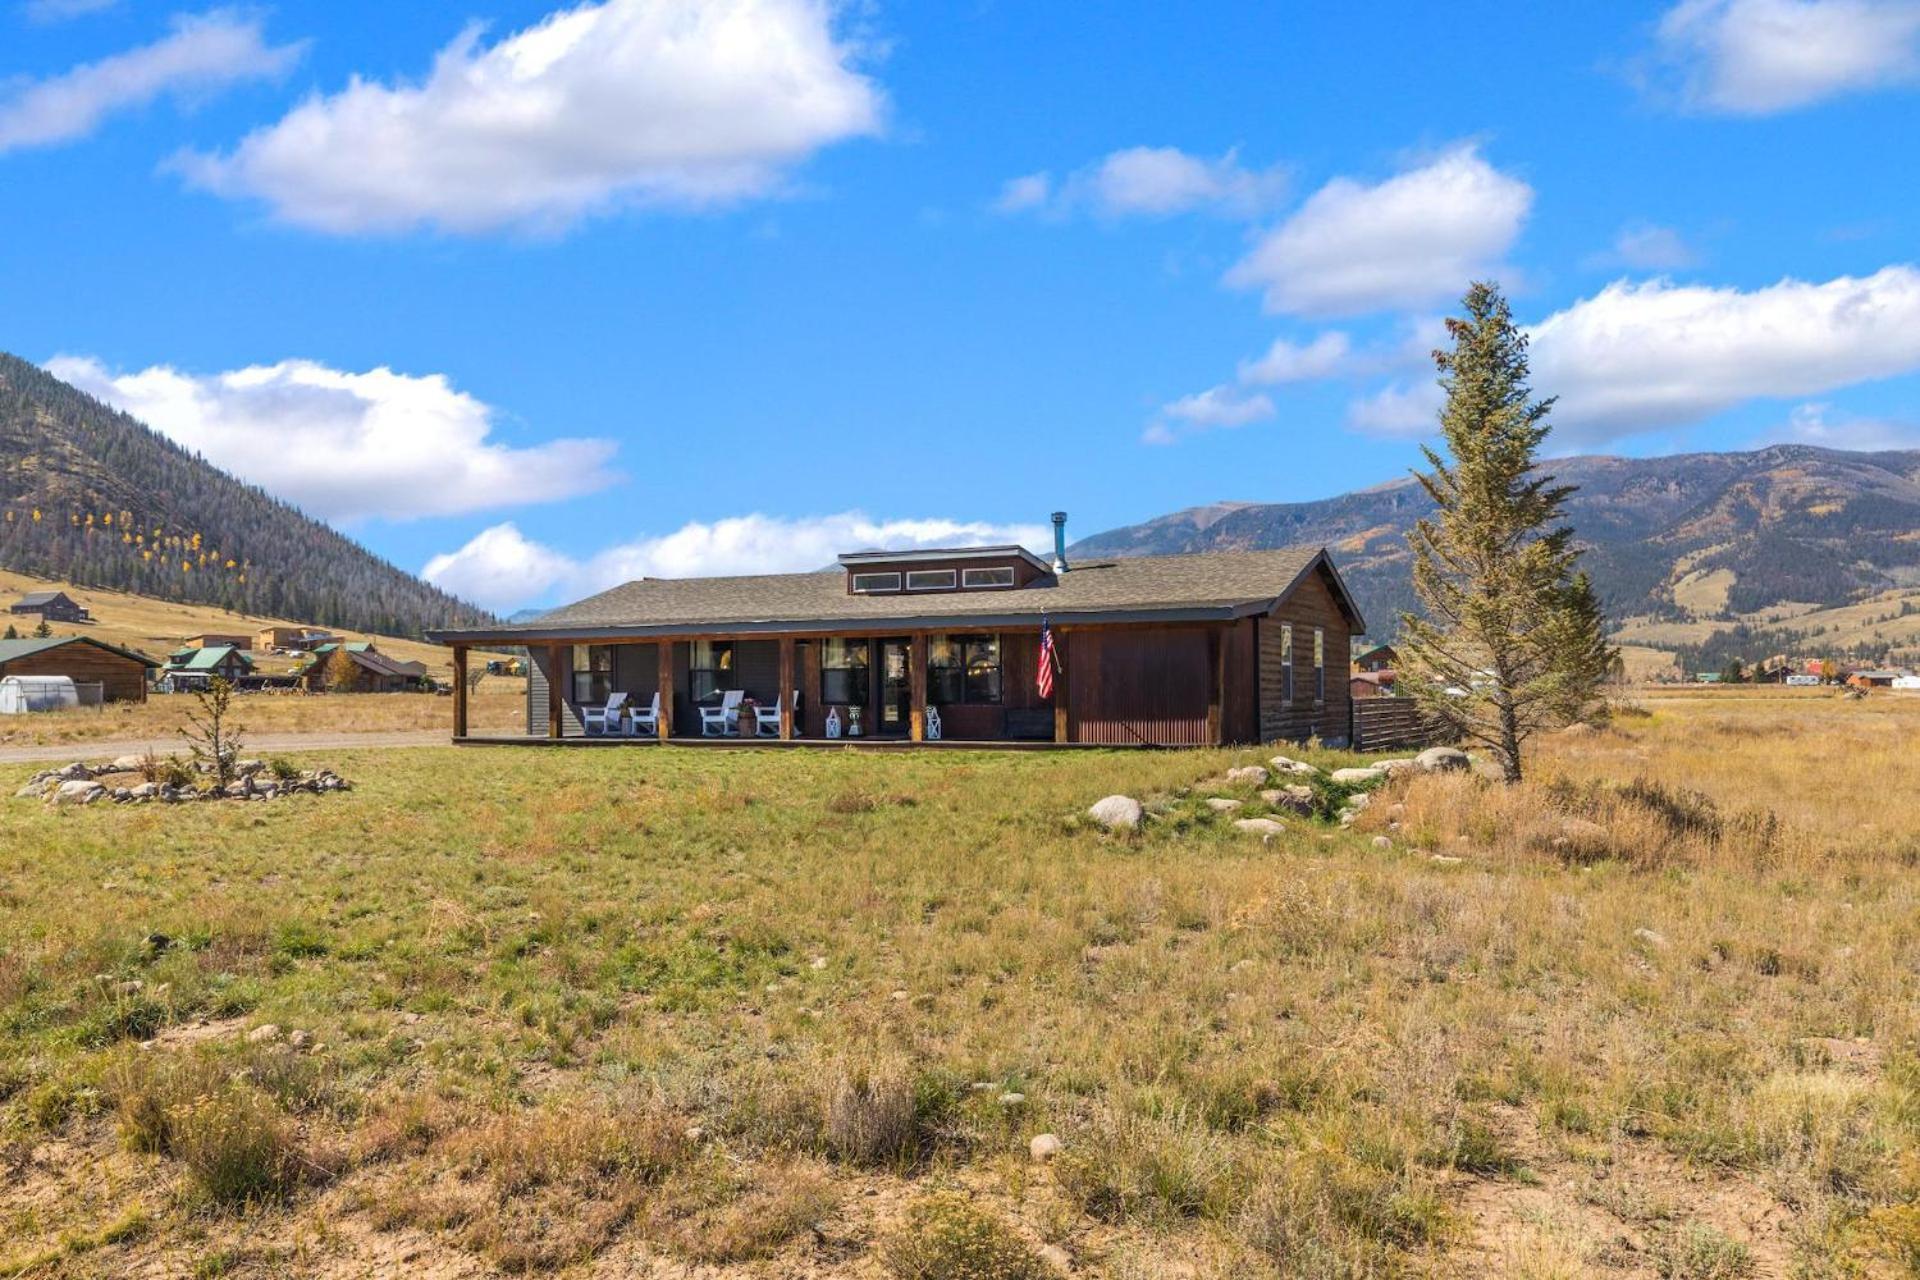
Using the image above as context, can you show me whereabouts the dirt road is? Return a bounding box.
[0,730,449,765]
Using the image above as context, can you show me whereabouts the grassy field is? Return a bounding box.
[0,681,524,749]
[0,569,462,674]
[1,691,1917,1277]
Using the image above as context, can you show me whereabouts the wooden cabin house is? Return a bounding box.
[428,521,1365,748]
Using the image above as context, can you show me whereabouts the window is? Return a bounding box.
[850,572,900,594]
[927,634,1001,705]
[1314,628,1326,704]
[962,566,1015,589]
[1280,624,1294,704]
[689,640,735,704]
[905,569,957,591]
[571,644,613,705]
[821,637,869,706]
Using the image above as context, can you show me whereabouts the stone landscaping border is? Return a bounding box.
[16,756,352,806]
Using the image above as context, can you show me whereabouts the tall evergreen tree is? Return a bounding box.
[1399,282,1615,783]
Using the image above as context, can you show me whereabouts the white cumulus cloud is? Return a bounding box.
[995,145,1287,220]
[424,512,1051,611]
[1528,265,1920,441]
[1652,0,1920,114]
[47,356,619,524]
[178,0,884,235]
[1141,385,1276,445]
[1224,145,1533,317]
[0,10,303,152]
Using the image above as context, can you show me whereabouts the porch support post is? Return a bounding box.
[656,641,673,741]
[778,637,795,740]
[1207,625,1224,746]
[909,633,927,742]
[546,644,563,739]
[1052,629,1069,744]
[451,645,469,740]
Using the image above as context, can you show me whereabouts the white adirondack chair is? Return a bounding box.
[754,691,792,736]
[582,690,628,736]
[627,691,661,737]
[699,689,745,736]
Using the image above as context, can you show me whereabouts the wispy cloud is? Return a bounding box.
[993,145,1287,220]
[0,10,303,153]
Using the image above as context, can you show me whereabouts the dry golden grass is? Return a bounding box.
[0,690,1916,1277]
[0,567,460,672]
[0,681,522,748]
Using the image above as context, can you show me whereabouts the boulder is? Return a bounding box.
[1414,746,1470,773]
[50,780,106,806]
[245,1024,281,1045]
[1268,755,1321,776]
[223,779,253,798]
[1345,792,1372,813]
[55,762,93,781]
[109,754,150,773]
[130,783,157,800]
[1330,766,1386,785]
[1204,797,1244,813]
[1371,835,1393,850]
[1086,795,1143,831]
[235,759,265,777]
[1232,817,1288,840]
[14,782,48,799]
[1633,927,1669,949]
[1260,785,1316,815]
[1029,1132,1062,1162]
[1224,765,1269,785]
[1374,758,1417,775]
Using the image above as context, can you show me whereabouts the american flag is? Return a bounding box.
[1037,617,1057,699]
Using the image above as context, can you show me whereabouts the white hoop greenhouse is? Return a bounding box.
[0,674,80,714]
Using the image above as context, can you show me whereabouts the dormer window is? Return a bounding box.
[839,544,1052,595]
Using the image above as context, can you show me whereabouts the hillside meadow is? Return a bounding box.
[0,690,1916,1278]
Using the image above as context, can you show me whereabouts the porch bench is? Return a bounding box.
[1004,709,1055,741]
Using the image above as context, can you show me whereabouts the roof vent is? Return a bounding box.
[1051,511,1069,574]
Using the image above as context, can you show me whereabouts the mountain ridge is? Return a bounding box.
[1073,444,1920,664]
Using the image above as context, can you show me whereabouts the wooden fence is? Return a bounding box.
[1349,698,1444,753]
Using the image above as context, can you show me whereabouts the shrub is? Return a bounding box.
[1648,1222,1755,1279]
[881,1195,1054,1280]
[168,1088,308,1207]
[1054,1105,1239,1223]
[825,1060,917,1167]
[267,757,301,782]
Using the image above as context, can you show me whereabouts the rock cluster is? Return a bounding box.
[17,757,352,806]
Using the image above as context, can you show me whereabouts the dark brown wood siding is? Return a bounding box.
[1258,568,1353,744]
[1063,625,1213,746]
[1,643,150,702]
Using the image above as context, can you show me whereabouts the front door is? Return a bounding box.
[877,637,912,734]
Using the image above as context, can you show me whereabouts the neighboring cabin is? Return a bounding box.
[1350,670,1397,699]
[428,524,1365,747]
[163,644,253,687]
[180,632,249,650]
[301,642,431,692]
[9,591,90,624]
[0,635,158,702]
[1353,642,1397,673]
[255,625,336,652]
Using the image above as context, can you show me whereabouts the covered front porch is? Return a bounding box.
[448,630,1063,745]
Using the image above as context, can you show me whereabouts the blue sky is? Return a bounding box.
[2,0,1918,611]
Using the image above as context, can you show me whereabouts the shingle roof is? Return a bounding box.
[0,635,160,668]
[428,546,1364,642]
[13,591,67,606]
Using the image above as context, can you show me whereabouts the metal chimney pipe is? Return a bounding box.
[1051,511,1069,573]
